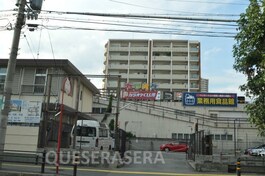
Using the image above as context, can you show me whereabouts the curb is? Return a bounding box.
[0,170,55,176]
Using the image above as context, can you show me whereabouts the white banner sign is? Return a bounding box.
[8,100,42,123]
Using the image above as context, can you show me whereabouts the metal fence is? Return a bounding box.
[187,130,212,161]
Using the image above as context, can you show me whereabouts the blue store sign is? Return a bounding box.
[182,92,237,107]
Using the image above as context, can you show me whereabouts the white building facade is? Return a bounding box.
[93,94,264,153]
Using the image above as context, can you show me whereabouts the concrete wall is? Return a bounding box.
[5,126,39,151]
[93,97,265,153]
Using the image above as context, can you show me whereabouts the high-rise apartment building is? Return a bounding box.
[103,39,201,94]
[201,78,209,92]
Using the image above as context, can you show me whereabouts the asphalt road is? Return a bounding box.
[1,151,236,176]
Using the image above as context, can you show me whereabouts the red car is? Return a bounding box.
[160,143,189,152]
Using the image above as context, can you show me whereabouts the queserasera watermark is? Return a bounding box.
[46,150,165,165]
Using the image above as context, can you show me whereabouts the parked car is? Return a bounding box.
[259,150,265,157]
[244,146,258,155]
[247,144,265,156]
[160,143,189,152]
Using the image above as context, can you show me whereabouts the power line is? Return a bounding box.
[108,0,245,16]
[165,0,248,6]
[36,17,237,35]
[39,25,235,38]
[38,15,238,29]
[41,10,238,23]
[23,34,36,60]
[36,26,42,59]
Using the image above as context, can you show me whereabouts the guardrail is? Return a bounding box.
[0,149,46,173]
[0,149,119,175]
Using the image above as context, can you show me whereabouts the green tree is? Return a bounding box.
[233,0,265,136]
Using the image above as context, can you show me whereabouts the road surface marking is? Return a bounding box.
[3,163,235,176]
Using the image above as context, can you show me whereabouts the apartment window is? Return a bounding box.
[0,68,7,92]
[191,74,198,79]
[34,68,47,93]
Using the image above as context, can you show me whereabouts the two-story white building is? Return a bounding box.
[0,59,99,151]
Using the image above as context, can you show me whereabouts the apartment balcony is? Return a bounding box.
[129,74,147,79]
[153,56,171,61]
[190,85,200,90]
[109,46,129,51]
[190,65,200,71]
[130,46,148,52]
[172,56,187,61]
[190,75,200,80]
[109,56,128,61]
[129,64,148,70]
[190,56,199,62]
[152,65,171,70]
[156,83,171,89]
[129,56,148,61]
[172,74,188,80]
[108,64,128,70]
[152,74,171,79]
[172,83,187,89]
[172,65,188,70]
[172,47,188,52]
[190,48,199,52]
[152,47,172,52]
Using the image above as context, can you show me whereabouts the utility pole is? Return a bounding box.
[0,0,26,169]
[234,119,237,157]
[114,76,121,151]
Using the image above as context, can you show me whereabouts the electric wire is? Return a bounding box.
[23,33,40,68]
[38,16,237,30]
[165,0,248,6]
[41,10,238,23]
[108,0,246,16]
[39,25,235,38]
[23,34,36,59]
[36,26,42,59]
[47,29,56,67]
[28,11,239,38]
[36,17,237,35]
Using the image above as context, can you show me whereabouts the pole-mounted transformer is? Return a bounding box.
[30,0,43,11]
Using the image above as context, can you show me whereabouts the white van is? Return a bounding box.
[71,120,114,150]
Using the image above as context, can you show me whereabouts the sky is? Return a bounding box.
[0,0,250,96]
